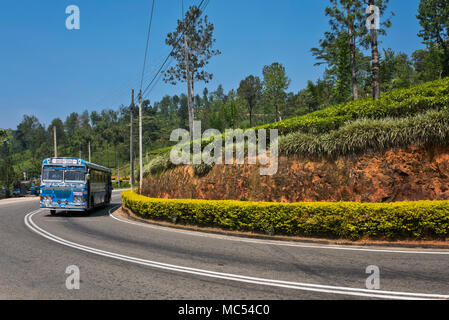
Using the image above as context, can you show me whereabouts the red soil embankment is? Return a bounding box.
[142,145,449,203]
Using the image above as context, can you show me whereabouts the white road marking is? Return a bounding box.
[24,208,449,300]
[109,207,449,256]
[0,197,40,206]
[0,189,122,207]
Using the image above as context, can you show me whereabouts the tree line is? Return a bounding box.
[0,0,447,188]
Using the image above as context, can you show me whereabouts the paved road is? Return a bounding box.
[1,190,449,300]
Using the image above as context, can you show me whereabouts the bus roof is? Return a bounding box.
[42,158,111,173]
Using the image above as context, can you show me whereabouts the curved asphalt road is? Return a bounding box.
[1,190,449,300]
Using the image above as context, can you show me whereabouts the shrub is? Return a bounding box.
[279,110,449,159]
[142,153,175,177]
[122,191,449,240]
[192,162,214,177]
[257,78,449,136]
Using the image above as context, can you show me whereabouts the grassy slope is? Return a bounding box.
[142,78,449,176]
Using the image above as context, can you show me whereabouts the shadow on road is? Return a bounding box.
[42,203,121,219]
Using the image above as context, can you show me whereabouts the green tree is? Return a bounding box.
[380,49,415,91]
[222,96,239,129]
[312,31,353,103]
[316,1,392,100]
[417,0,449,77]
[412,45,444,81]
[364,0,393,99]
[237,75,263,127]
[164,5,221,139]
[13,115,47,154]
[262,63,291,122]
[0,139,16,188]
[178,94,189,130]
[0,129,7,144]
[321,0,366,100]
[211,84,226,102]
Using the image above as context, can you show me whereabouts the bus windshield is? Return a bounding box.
[64,167,85,182]
[42,166,64,181]
[42,166,85,182]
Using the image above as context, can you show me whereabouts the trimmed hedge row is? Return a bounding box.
[122,191,449,240]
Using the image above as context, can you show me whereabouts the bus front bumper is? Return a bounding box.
[40,202,88,211]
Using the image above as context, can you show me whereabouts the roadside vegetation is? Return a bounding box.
[122,191,449,240]
[142,78,449,175]
[1,0,447,192]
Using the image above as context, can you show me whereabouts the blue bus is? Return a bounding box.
[40,158,112,215]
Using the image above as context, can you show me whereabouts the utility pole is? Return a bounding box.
[184,33,194,141]
[138,90,143,195]
[368,0,380,100]
[53,126,57,158]
[117,158,120,189]
[88,141,91,162]
[130,89,135,192]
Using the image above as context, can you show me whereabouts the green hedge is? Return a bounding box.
[122,191,449,240]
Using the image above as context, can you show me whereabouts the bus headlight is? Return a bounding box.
[42,195,53,202]
[73,196,83,203]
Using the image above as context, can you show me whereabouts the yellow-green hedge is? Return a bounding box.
[121,191,449,240]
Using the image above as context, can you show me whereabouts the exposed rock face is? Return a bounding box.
[141,145,449,203]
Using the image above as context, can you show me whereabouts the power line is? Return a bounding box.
[145,57,175,96]
[140,0,156,92]
[142,52,174,97]
[92,1,159,111]
[141,0,210,99]
[105,0,208,103]
[93,49,178,110]
[82,0,208,115]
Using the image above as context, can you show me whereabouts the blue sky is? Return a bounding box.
[0,0,424,129]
